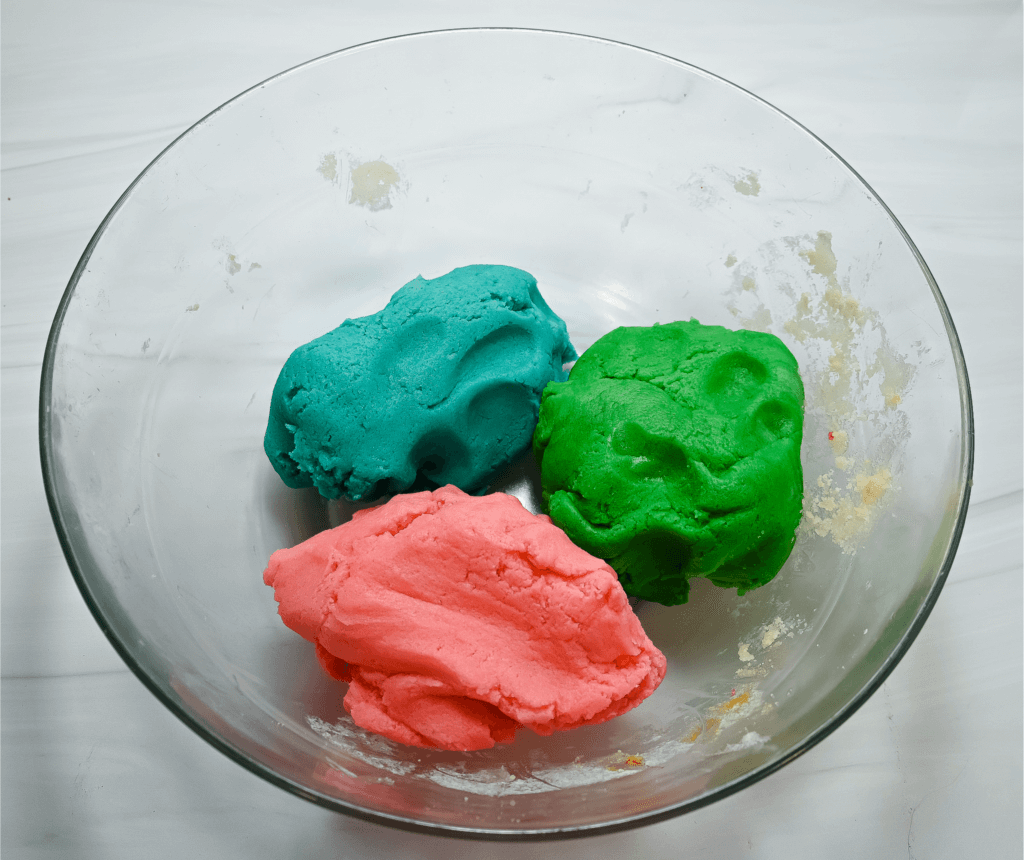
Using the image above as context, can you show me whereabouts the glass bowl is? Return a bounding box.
[40,29,973,839]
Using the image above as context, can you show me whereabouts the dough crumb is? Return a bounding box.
[733,171,761,197]
[349,159,401,211]
[760,616,789,649]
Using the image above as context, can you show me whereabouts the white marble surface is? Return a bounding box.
[2,1,1021,857]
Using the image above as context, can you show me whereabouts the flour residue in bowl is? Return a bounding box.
[684,685,771,747]
[308,710,704,796]
[318,153,339,182]
[725,229,916,553]
[733,170,761,197]
[349,159,401,211]
[681,167,762,208]
[733,612,808,679]
[318,153,403,211]
[806,467,893,548]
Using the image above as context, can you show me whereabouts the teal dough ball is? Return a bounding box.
[265,265,577,500]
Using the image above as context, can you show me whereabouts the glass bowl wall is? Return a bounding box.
[41,29,972,839]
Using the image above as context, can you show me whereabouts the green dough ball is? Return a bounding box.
[532,319,804,606]
[265,265,577,501]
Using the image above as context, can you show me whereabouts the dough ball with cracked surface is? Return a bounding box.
[533,319,804,606]
[265,265,577,500]
[263,485,666,751]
